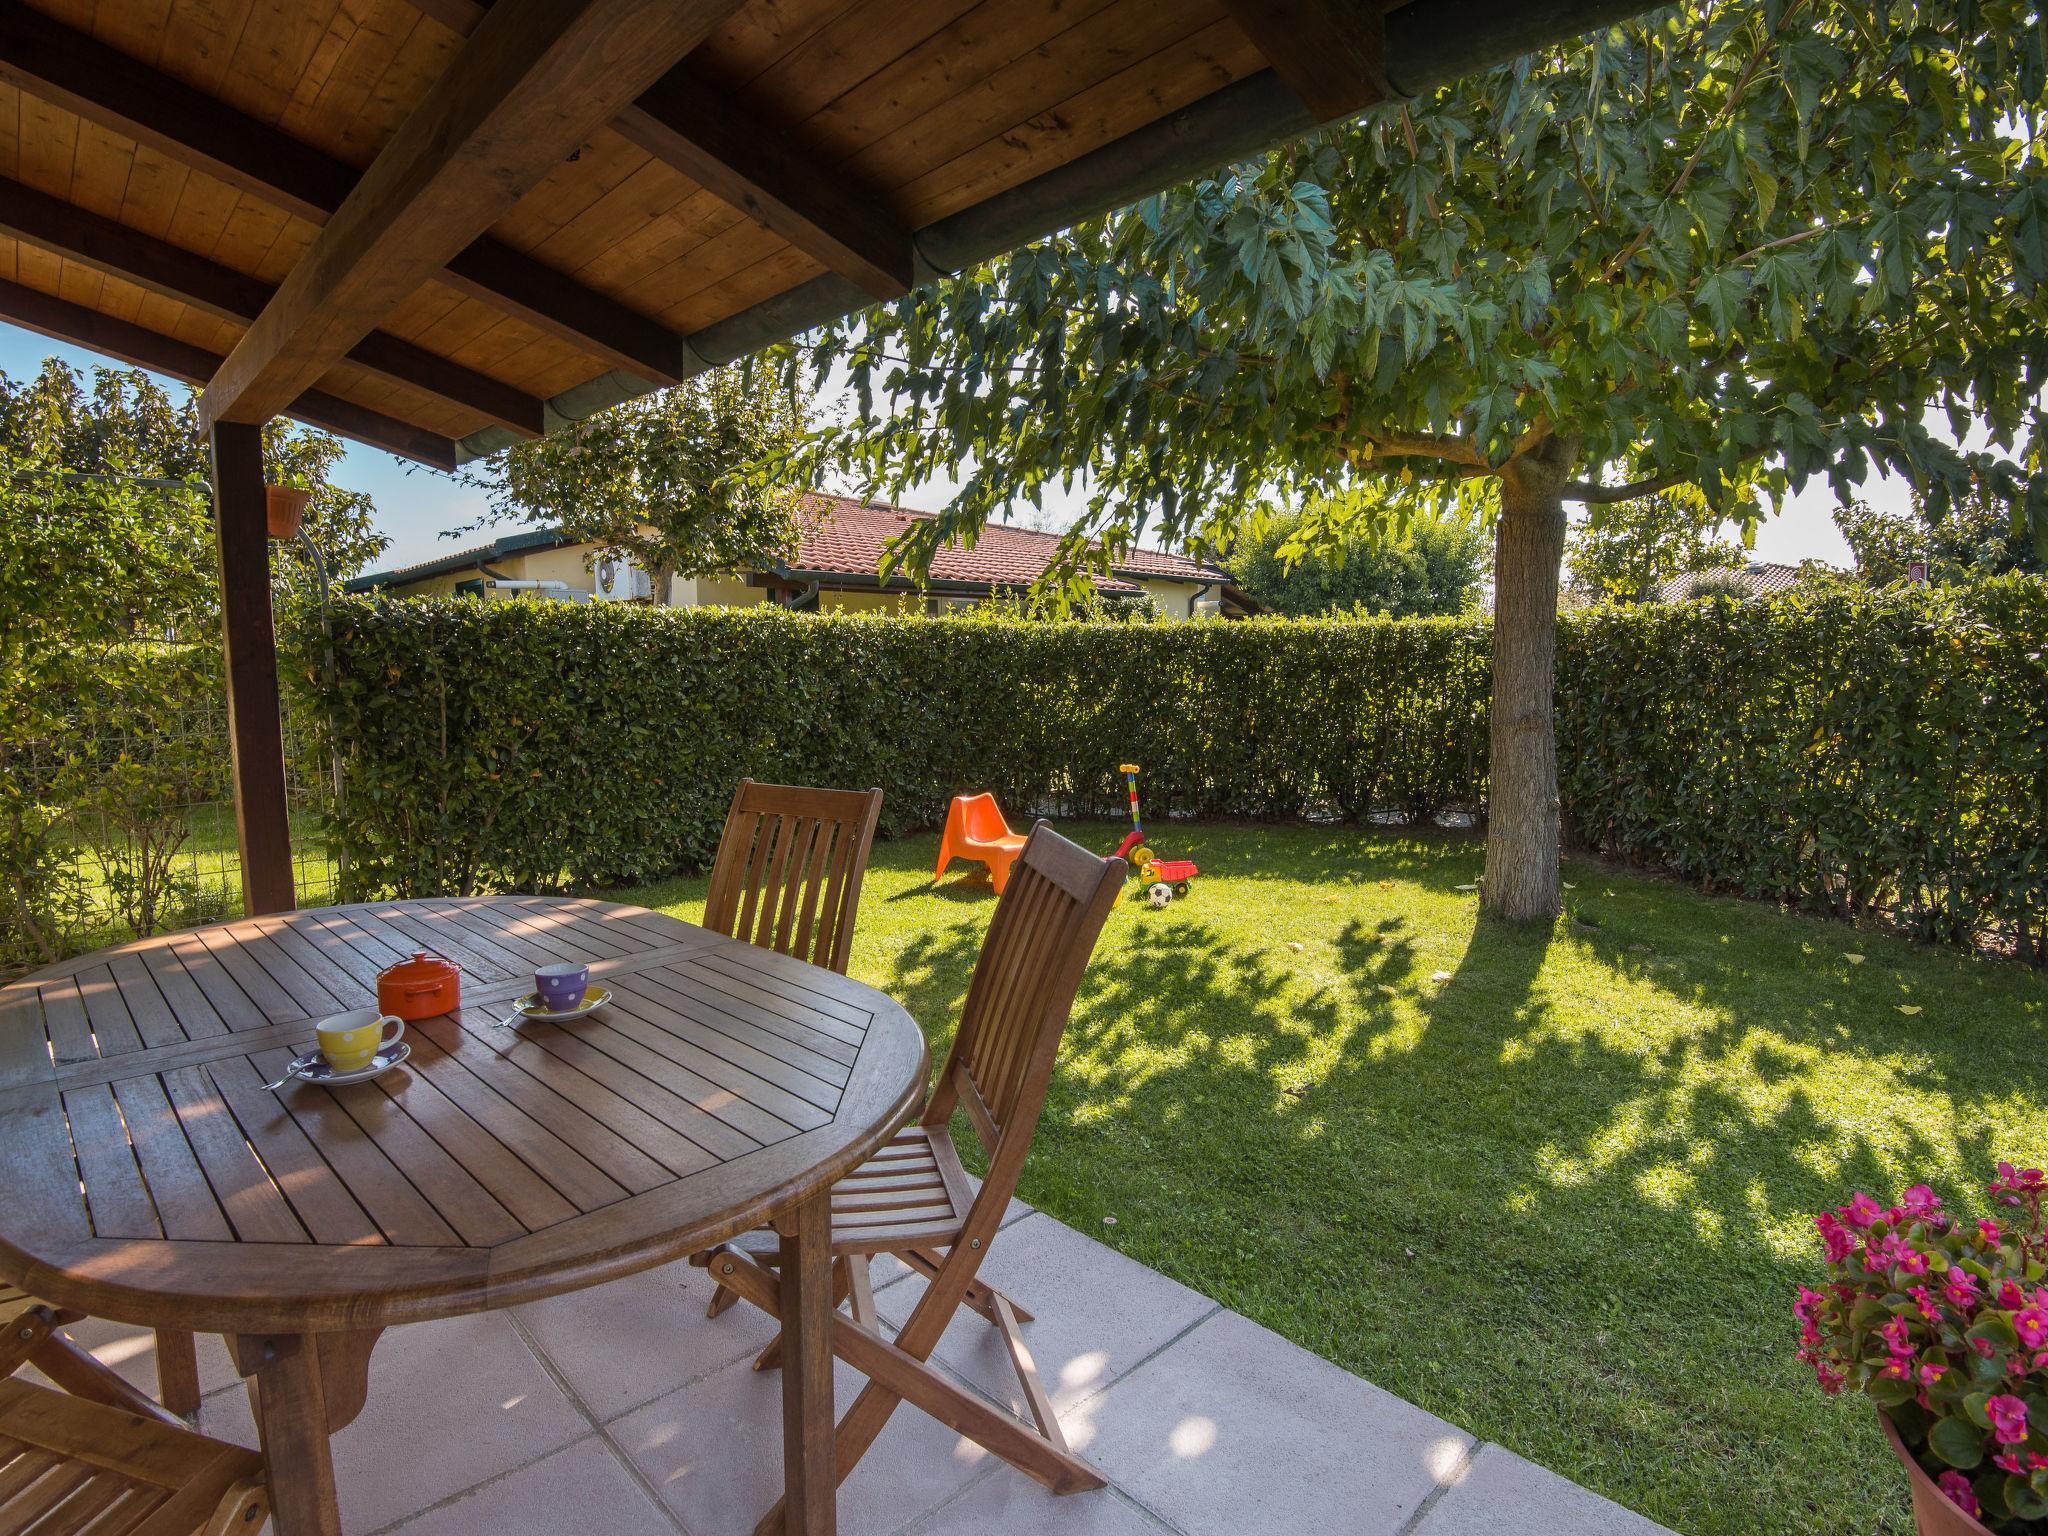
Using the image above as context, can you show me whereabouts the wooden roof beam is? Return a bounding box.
[200,0,746,429]
[0,3,686,387]
[1219,1,1392,121]
[0,177,545,438]
[407,0,913,301]
[0,279,457,470]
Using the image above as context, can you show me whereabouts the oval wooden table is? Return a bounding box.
[0,895,929,1536]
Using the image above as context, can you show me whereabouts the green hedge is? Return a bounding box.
[289,580,2047,960]
[1556,576,2048,959]
[289,600,1490,897]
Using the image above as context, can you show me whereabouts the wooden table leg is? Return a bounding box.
[778,1191,836,1536]
[233,1333,343,1536]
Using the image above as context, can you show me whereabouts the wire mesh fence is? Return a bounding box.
[2,624,340,972]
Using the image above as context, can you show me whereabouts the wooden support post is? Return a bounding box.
[778,1191,836,1536]
[211,421,296,917]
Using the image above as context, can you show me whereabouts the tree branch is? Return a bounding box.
[1563,471,1690,503]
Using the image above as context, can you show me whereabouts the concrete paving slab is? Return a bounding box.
[611,1349,989,1536]
[382,1436,680,1536]
[873,1212,1216,1418]
[1075,1308,1473,1536]
[199,1310,587,1534]
[514,1255,778,1422]
[906,1469,1174,1536]
[1417,1442,1673,1536]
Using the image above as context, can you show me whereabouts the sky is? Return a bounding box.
[0,322,1903,575]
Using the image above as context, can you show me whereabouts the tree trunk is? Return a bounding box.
[1483,440,1574,922]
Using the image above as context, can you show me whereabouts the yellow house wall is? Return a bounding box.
[1135,578,1214,619]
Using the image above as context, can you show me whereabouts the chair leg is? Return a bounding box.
[906,1248,1034,1325]
[752,1255,850,1372]
[705,1283,739,1319]
[157,1329,202,1417]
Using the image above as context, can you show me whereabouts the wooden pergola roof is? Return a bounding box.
[0,0,1640,472]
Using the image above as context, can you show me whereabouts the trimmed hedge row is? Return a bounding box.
[289,579,2047,959]
[1556,576,2047,959]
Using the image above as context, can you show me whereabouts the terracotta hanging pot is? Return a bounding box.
[1880,1413,1995,1536]
[265,485,311,540]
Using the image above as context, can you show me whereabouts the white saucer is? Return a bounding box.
[278,1040,411,1088]
[512,986,611,1023]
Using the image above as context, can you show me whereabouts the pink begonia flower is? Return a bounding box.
[1919,1362,1945,1387]
[1814,1212,1857,1263]
[1900,1184,1944,1221]
[1814,1360,1845,1394]
[1880,1315,1913,1351]
[1971,1335,1998,1359]
[1794,1286,1826,1324]
[2016,1305,2048,1351]
[2000,1280,2027,1311]
[1844,1192,1885,1229]
[1909,1285,1941,1322]
[1943,1271,1982,1311]
[1978,1217,2003,1247]
[1996,1451,2024,1476]
[1938,1471,1981,1519]
[1987,1393,2029,1446]
[1868,1234,1929,1277]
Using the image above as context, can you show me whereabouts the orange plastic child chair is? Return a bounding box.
[935,792,1029,893]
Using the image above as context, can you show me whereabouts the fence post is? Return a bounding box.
[211,421,296,916]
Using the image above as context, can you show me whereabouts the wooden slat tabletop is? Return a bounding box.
[0,896,927,1337]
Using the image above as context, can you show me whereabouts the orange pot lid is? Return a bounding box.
[379,950,457,983]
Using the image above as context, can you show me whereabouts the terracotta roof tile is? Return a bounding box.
[791,494,1227,593]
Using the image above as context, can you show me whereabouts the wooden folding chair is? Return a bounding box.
[0,1284,202,1418]
[698,821,1125,1532]
[0,1303,268,1535]
[704,780,885,975]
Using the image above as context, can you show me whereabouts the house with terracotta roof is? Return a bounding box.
[1656,561,1817,602]
[345,493,1257,618]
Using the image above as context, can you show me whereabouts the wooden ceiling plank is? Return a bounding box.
[0,275,458,468]
[0,3,686,385]
[619,65,910,300]
[200,0,748,428]
[897,18,1266,226]
[0,173,543,436]
[410,0,912,302]
[1217,0,1390,121]
[860,0,1221,195]
[803,0,1124,164]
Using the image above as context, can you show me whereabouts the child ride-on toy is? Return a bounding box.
[1110,763,1196,903]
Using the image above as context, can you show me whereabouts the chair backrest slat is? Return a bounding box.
[704,781,884,974]
[924,822,1122,1170]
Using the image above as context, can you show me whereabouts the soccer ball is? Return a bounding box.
[1146,882,1174,908]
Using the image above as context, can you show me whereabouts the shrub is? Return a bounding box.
[286,600,1489,898]
[1795,1165,2048,1529]
[1556,577,2048,960]
[287,579,2048,961]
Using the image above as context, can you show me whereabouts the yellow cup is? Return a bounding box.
[315,1008,406,1073]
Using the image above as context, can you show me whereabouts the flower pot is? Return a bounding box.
[1881,1412,1995,1536]
[265,485,311,540]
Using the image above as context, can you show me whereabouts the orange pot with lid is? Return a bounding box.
[376,951,461,1020]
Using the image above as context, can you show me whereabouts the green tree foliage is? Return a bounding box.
[785,0,2048,918]
[1566,490,1747,603]
[0,358,385,962]
[1231,503,1485,616]
[0,358,387,604]
[1834,487,2045,585]
[471,363,811,599]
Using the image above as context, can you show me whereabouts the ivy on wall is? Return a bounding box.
[290,582,2047,962]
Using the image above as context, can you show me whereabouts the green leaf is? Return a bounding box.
[1929,1416,1985,1469]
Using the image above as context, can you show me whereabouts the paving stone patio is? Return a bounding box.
[50,1202,1675,1535]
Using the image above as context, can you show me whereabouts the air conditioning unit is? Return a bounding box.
[595,555,653,603]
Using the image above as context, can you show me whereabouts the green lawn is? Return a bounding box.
[610,821,2048,1536]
